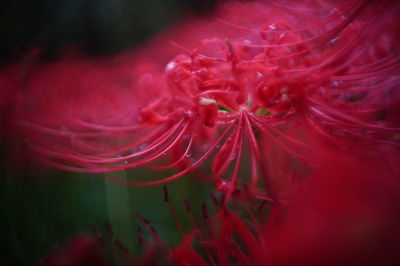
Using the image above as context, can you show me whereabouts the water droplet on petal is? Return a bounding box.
[165,61,177,72]
[330,36,340,44]
[184,110,194,118]
[217,179,232,193]
[331,80,340,87]
[139,144,148,150]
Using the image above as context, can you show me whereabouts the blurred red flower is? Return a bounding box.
[3,0,399,200]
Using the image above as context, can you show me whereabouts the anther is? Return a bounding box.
[163,185,169,202]
[136,215,150,225]
[114,239,129,254]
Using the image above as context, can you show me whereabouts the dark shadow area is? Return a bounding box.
[0,0,219,63]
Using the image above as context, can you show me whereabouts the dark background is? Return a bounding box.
[0,0,218,63]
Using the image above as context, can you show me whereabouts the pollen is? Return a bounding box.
[199,97,217,106]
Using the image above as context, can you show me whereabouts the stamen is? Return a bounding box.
[114,239,130,254]
[164,185,186,237]
[163,185,169,202]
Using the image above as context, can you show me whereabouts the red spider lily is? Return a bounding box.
[11,0,400,199]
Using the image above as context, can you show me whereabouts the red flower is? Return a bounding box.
[266,147,400,266]
[10,0,400,199]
